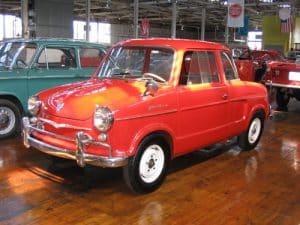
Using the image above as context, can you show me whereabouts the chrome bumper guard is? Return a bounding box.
[22,117,128,168]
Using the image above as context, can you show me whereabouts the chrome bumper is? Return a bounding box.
[22,117,128,168]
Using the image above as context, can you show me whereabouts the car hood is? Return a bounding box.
[40,78,147,120]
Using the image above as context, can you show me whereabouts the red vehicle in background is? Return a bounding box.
[265,60,300,111]
[22,39,269,193]
[235,49,286,82]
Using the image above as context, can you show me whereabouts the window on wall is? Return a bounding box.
[73,20,111,44]
[248,31,262,50]
[0,14,22,41]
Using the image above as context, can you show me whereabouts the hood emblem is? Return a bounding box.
[55,99,65,112]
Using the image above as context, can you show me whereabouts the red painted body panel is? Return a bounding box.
[31,38,269,159]
[265,61,300,87]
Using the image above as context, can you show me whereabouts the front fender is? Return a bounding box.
[128,123,176,158]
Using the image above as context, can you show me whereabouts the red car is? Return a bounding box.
[265,60,300,111]
[22,39,269,193]
[235,49,286,82]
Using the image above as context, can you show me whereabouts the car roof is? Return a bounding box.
[2,38,106,48]
[116,38,230,51]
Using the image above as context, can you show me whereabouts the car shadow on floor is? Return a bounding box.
[22,139,239,194]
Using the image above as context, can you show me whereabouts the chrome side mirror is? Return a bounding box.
[143,80,158,97]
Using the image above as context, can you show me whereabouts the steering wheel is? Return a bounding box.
[142,72,167,83]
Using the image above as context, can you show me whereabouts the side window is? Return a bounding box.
[37,47,76,69]
[15,43,37,68]
[221,51,239,80]
[148,49,173,82]
[79,48,105,68]
[179,51,220,85]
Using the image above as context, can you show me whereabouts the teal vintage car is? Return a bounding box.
[0,38,106,138]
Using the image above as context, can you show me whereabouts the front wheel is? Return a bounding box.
[0,99,21,139]
[238,111,264,151]
[123,135,170,194]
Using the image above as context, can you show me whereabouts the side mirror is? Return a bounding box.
[143,80,158,97]
[32,63,41,70]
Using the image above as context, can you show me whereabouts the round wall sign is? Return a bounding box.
[279,8,291,20]
[229,4,242,18]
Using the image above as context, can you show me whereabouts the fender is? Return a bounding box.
[128,122,176,158]
[0,92,25,112]
[245,101,269,127]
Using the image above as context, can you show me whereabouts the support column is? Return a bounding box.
[21,0,29,38]
[134,0,139,38]
[86,0,91,41]
[171,0,177,38]
[201,7,206,40]
[225,16,229,44]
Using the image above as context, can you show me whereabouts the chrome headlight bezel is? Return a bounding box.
[28,96,42,116]
[93,106,114,132]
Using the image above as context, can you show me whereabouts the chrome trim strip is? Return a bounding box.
[265,83,300,89]
[39,117,91,131]
[22,117,128,168]
[0,77,28,80]
[117,109,177,121]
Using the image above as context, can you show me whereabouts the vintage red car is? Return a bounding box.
[265,60,300,111]
[235,49,286,82]
[22,38,269,193]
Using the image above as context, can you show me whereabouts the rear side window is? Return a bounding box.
[37,47,76,69]
[79,48,105,68]
[179,51,220,85]
[221,51,239,80]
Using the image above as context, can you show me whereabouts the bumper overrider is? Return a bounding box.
[22,117,128,168]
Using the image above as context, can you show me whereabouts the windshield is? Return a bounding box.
[0,42,37,68]
[98,46,174,83]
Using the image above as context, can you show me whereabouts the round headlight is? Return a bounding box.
[93,106,114,132]
[28,96,42,116]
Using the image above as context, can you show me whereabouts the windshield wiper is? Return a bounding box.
[112,71,132,77]
[111,71,140,79]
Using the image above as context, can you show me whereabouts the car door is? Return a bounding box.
[177,50,230,154]
[27,45,82,97]
[221,51,247,136]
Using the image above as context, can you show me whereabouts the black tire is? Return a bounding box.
[123,134,170,194]
[0,99,21,139]
[238,111,264,151]
[276,88,290,111]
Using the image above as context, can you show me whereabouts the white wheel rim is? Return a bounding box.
[248,118,261,144]
[139,144,165,183]
[0,106,16,135]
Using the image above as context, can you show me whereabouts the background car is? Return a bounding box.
[234,49,286,82]
[286,50,300,61]
[265,60,300,111]
[0,38,106,138]
[23,38,269,194]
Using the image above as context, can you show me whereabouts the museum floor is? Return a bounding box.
[0,100,299,225]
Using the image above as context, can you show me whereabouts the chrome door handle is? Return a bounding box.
[222,94,228,100]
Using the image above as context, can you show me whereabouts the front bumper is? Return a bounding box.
[22,117,128,168]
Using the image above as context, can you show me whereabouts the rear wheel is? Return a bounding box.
[238,111,264,151]
[0,99,21,139]
[123,135,170,194]
[276,88,290,111]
